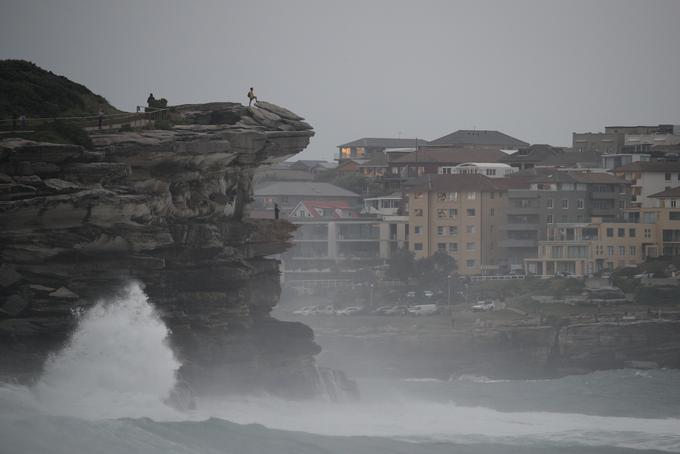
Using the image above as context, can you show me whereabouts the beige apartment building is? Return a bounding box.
[525,218,657,276]
[406,174,506,275]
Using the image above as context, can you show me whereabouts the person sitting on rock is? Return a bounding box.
[247,87,258,107]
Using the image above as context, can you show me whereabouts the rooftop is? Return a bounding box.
[392,147,507,164]
[613,161,680,173]
[428,130,528,148]
[649,186,680,198]
[338,137,428,148]
[254,181,361,198]
[406,173,509,193]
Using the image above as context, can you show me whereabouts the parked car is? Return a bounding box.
[407,304,438,316]
[423,290,434,298]
[384,305,409,315]
[472,301,495,312]
[316,305,336,315]
[293,305,319,316]
[337,306,365,315]
[371,305,393,315]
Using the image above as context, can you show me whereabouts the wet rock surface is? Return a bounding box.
[0,102,329,397]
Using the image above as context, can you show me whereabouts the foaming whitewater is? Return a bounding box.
[32,282,181,419]
[1,283,680,453]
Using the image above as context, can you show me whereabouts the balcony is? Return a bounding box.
[499,239,537,248]
[501,223,540,231]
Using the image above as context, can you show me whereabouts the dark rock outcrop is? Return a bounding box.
[0,102,330,397]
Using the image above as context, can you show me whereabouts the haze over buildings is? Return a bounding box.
[1,0,679,160]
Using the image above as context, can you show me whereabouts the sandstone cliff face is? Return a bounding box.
[0,102,328,397]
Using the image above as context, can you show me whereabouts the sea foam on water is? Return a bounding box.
[32,282,182,419]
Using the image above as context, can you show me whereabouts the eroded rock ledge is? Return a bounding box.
[0,102,333,397]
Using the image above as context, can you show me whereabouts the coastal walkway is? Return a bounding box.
[0,106,170,135]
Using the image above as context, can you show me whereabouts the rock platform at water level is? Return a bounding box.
[0,102,346,398]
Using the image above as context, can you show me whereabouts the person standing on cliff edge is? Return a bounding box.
[274,203,280,219]
[247,87,258,106]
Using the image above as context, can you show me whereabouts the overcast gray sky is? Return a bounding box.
[2,0,679,159]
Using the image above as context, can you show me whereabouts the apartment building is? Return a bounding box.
[406,174,505,275]
[282,199,408,287]
[525,218,657,276]
[613,161,680,208]
[501,171,631,271]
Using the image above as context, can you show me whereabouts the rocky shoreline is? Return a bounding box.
[0,102,359,398]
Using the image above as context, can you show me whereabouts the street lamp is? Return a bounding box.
[370,283,375,308]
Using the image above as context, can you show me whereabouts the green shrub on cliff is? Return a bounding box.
[0,60,119,119]
[30,120,93,149]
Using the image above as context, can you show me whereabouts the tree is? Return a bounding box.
[416,251,457,289]
[387,248,416,282]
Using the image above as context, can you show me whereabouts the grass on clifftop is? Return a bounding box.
[0,60,119,119]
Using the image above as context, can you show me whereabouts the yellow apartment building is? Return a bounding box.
[406,174,507,275]
[525,218,657,276]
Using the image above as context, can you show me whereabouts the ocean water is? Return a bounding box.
[1,282,679,454]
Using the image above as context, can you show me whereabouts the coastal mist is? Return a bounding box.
[0,282,678,453]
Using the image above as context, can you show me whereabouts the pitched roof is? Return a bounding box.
[391,148,507,164]
[290,200,359,219]
[254,181,361,198]
[649,186,680,198]
[530,171,628,185]
[338,137,429,148]
[428,130,528,148]
[406,174,508,193]
[613,161,680,172]
[501,145,565,163]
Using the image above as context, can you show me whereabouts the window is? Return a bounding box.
[552,246,562,258]
[630,246,636,256]
[629,228,636,238]
[561,215,568,222]
[466,225,476,234]
[486,169,496,176]
[448,208,458,219]
[437,226,445,236]
[414,226,422,234]
[619,246,625,256]
[618,228,625,237]
[490,208,495,216]
[448,192,458,201]
[414,192,423,199]
[619,200,626,209]
[467,192,476,200]
[546,199,554,209]
[437,209,447,219]
[576,215,584,222]
[577,199,584,209]
[672,200,678,208]
[665,173,671,181]
[448,243,458,252]
[466,208,476,217]
[644,228,652,239]
[437,243,446,252]
[607,246,614,256]
[670,212,680,221]
[466,242,476,251]
[414,243,423,251]
[466,259,475,268]
[561,199,569,209]
[547,214,553,223]
[448,226,458,235]
[414,208,423,217]
[606,228,614,237]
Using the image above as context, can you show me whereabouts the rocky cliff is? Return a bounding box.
[0,102,343,397]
